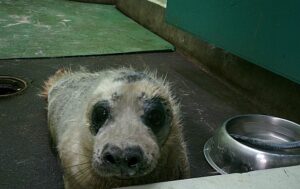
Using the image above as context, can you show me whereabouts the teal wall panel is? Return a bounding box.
[166,0,300,84]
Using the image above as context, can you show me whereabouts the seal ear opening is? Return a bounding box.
[40,68,71,101]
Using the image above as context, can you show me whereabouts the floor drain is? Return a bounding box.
[0,76,27,98]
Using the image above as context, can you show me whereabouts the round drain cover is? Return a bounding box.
[0,76,27,98]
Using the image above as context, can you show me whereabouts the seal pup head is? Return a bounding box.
[85,69,178,180]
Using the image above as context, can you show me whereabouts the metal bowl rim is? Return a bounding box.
[203,138,228,174]
[222,114,300,141]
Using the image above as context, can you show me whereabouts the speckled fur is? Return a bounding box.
[42,68,189,189]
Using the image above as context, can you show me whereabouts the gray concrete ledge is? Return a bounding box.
[116,0,300,123]
[118,165,300,189]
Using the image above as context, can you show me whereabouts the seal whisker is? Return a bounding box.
[64,165,91,176]
[84,169,97,188]
[61,150,92,158]
[65,165,92,188]
[63,161,91,169]
[73,168,92,187]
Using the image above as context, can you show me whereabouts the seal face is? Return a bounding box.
[43,68,189,189]
[88,83,171,179]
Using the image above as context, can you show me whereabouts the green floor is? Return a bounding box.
[0,0,173,59]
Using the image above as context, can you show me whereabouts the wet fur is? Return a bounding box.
[42,68,190,189]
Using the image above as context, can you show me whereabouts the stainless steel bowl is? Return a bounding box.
[204,114,300,174]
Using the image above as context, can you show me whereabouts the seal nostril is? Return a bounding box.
[104,153,116,164]
[101,144,123,166]
[124,146,143,168]
[127,156,139,167]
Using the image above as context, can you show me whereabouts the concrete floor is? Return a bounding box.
[0,52,266,188]
[0,0,173,59]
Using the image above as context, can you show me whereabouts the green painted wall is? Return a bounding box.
[166,0,300,84]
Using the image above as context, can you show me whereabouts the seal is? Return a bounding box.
[42,68,190,189]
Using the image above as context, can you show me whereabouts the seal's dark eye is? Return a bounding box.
[143,98,166,133]
[91,101,110,134]
[146,109,164,127]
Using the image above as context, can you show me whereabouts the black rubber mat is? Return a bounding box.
[0,52,264,188]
